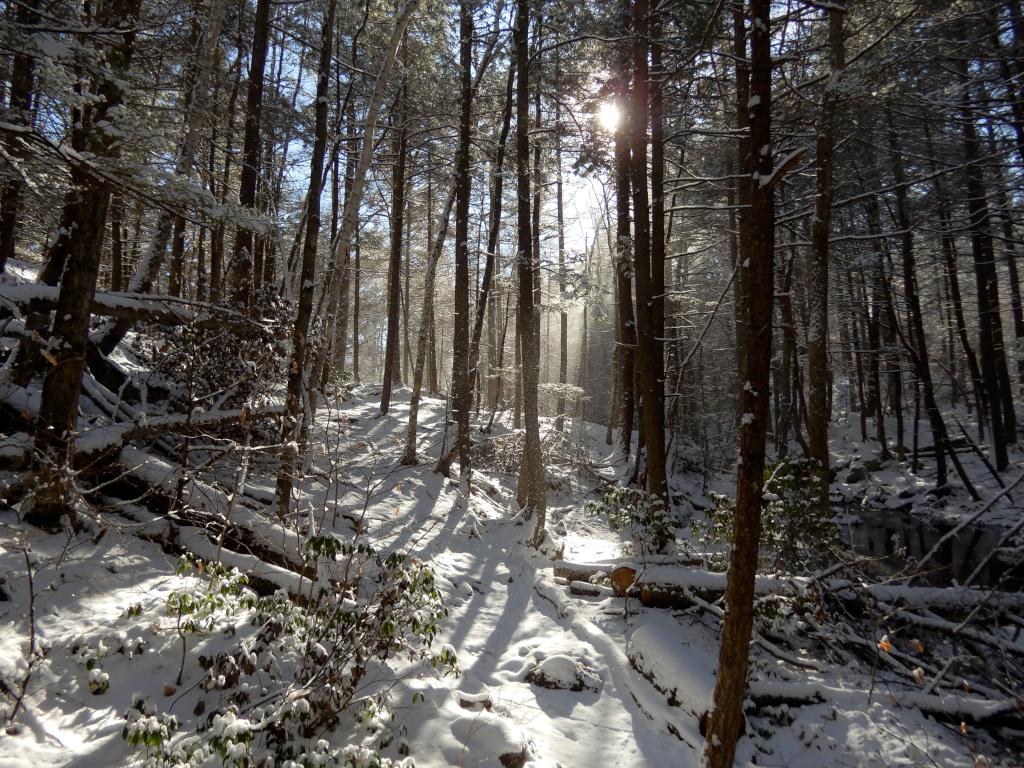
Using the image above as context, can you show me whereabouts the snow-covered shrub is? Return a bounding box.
[587,486,675,555]
[695,459,837,572]
[166,556,252,685]
[122,696,178,752]
[122,541,455,767]
[71,633,147,695]
[167,556,252,634]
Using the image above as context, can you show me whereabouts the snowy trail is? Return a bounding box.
[321,390,985,768]
[304,389,692,767]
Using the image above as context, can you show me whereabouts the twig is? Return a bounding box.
[9,545,37,723]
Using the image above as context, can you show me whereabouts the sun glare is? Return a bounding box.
[597,101,620,132]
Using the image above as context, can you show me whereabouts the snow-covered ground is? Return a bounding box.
[0,388,1019,767]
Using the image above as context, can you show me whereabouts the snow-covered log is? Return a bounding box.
[551,555,702,583]
[115,447,306,574]
[117,499,311,597]
[75,405,285,462]
[556,562,1024,612]
[744,680,1021,723]
[0,393,284,467]
[628,618,1021,726]
[0,283,259,331]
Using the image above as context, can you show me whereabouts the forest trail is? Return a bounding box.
[303,388,689,767]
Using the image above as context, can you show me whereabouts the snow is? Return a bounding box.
[628,612,716,716]
[525,654,602,692]
[0,388,1017,768]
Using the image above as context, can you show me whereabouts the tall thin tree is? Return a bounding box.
[704,0,774,763]
[514,0,546,543]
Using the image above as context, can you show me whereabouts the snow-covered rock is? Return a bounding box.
[524,654,601,692]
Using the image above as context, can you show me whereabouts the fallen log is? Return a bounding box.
[555,562,1024,612]
[113,446,307,575]
[115,500,310,598]
[0,385,284,468]
[551,555,703,584]
[75,405,285,463]
[744,680,1022,724]
[0,283,260,332]
[568,580,613,598]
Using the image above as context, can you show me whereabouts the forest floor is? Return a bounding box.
[0,386,1021,767]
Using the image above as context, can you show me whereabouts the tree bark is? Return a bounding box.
[704,1,774,763]
[959,71,1014,469]
[613,10,636,459]
[888,112,977,499]
[554,47,568,432]
[630,0,666,501]
[0,0,40,273]
[649,7,666,443]
[471,65,515,404]
[226,0,271,310]
[806,2,844,502]
[29,0,143,529]
[514,0,546,543]
[448,0,474,487]
[400,191,455,465]
[380,74,409,415]
[109,195,125,293]
[273,0,336,518]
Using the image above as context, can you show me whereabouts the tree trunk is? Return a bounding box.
[959,73,1013,469]
[613,13,636,459]
[402,177,414,383]
[926,120,986,431]
[863,257,889,458]
[29,0,143,529]
[337,100,358,382]
[554,48,568,432]
[273,0,336,517]
[704,0,774,763]
[448,0,473,487]
[514,0,546,543]
[401,191,456,465]
[887,112,977,499]
[0,0,40,273]
[649,7,666,445]
[806,2,844,502]
[983,119,1024,389]
[110,195,125,292]
[471,65,514,403]
[380,76,408,415]
[630,0,666,501]
[226,0,271,310]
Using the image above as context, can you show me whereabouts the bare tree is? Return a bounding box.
[703,0,775,763]
[514,0,546,543]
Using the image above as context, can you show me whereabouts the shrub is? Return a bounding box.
[694,458,837,572]
[587,486,676,555]
[122,542,456,767]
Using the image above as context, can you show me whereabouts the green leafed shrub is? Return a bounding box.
[694,458,837,572]
[122,541,455,767]
[587,486,676,555]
